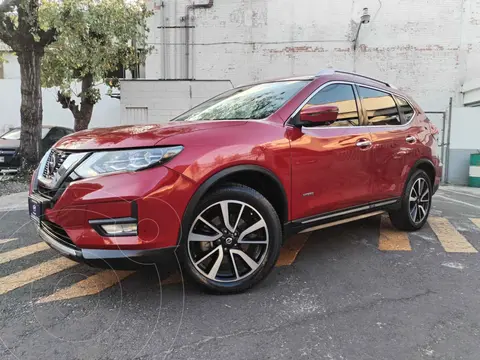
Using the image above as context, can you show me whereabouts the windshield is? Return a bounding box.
[1,128,50,140]
[173,80,310,121]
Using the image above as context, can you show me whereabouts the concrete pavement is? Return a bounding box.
[0,188,480,359]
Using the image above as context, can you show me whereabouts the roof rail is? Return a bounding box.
[315,69,397,89]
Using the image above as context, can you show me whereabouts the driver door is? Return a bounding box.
[290,83,373,220]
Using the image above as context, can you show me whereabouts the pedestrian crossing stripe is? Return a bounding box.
[471,218,480,229]
[378,216,412,251]
[0,242,50,265]
[0,257,77,295]
[0,216,479,300]
[428,217,477,253]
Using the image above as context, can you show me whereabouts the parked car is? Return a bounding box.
[0,125,74,173]
[28,70,442,293]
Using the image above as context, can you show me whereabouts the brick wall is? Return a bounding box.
[145,0,480,112]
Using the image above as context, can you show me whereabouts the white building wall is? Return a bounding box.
[145,0,480,112]
[120,79,233,124]
[447,107,480,185]
[0,52,120,134]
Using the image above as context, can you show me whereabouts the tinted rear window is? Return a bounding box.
[395,96,415,123]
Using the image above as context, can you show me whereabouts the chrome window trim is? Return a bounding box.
[286,81,417,129]
[356,84,416,127]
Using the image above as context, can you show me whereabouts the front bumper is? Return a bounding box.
[30,162,197,268]
[39,225,177,269]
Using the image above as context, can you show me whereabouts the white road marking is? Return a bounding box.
[441,262,465,270]
[434,194,480,210]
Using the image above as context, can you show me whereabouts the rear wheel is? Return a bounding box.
[181,184,282,294]
[389,169,432,231]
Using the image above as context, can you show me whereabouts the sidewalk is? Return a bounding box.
[0,191,29,212]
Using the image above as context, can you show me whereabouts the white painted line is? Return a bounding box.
[434,194,480,210]
[440,188,480,200]
[0,238,17,245]
[442,262,465,270]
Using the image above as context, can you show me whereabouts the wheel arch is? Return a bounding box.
[179,165,289,245]
[406,158,436,190]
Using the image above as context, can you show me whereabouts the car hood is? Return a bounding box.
[0,139,20,150]
[55,121,247,151]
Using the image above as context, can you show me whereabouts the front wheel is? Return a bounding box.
[389,169,432,231]
[181,184,282,294]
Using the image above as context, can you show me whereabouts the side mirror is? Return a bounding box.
[299,105,339,126]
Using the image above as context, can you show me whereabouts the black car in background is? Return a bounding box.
[0,125,74,173]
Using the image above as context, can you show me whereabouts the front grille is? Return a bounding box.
[37,184,57,199]
[42,220,79,250]
[42,149,72,179]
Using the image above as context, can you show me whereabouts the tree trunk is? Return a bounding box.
[74,105,93,131]
[74,74,95,132]
[17,49,43,169]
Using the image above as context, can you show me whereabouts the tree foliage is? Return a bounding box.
[40,0,152,131]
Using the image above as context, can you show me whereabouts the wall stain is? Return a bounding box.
[358,44,461,53]
[266,46,328,54]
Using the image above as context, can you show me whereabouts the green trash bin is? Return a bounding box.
[469,153,480,187]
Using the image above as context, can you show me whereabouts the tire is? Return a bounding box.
[180,184,282,294]
[389,169,432,231]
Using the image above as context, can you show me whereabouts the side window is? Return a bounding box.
[395,96,415,123]
[305,84,359,126]
[358,87,401,126]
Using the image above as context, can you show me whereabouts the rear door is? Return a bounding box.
[290,83,374,220]
[357,86,411,202]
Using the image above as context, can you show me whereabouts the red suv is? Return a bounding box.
[29,70,442,293]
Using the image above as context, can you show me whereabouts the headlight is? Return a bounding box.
[74,146,183,178]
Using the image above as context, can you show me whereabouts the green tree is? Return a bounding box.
[41,0,152,131]
[0,0,57,168]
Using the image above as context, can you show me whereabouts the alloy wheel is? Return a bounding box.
[187,200,269,283]
[409,178,430,224]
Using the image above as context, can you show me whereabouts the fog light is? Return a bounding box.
[100,223,137,235]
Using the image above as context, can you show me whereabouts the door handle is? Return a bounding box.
[406,135,417,144]
[356,139,372,148]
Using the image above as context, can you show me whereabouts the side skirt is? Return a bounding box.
[284,198,400,237]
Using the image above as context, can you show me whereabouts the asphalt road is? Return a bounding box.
[1,187,480,360]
